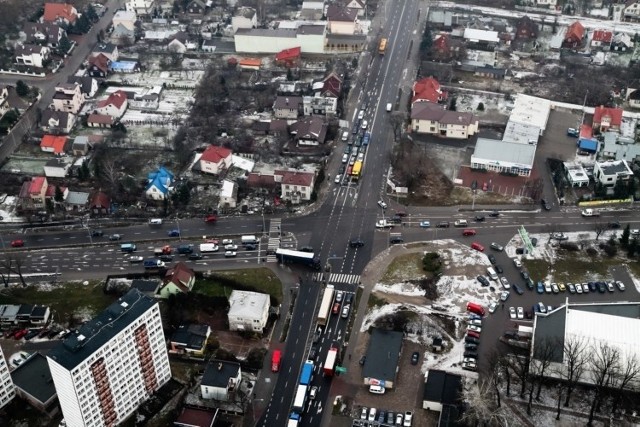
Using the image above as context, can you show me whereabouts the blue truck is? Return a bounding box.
[143,259,165,269]
[299,360,314,386]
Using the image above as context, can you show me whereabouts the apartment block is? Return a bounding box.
[0,345,16,409]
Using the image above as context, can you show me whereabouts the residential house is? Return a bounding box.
[319,72,342,98]
[95,90,128,118]
[514,16,538,40]
[186,0,207,15]
[594,159,633,188]
[422,369,462,413]
[40,110,76,134]
[159,262,195,298]
[326,5,357,35]
[279,170,316,203]
[563,21,585,49]
[71,136,91,155]
[65,191,90,211]
[87,113,115,128]
[231,7,257,33]
[14,44,50,68]
[18,177,49,210]
[40,135,67,154]
[112,10,137,32]
[174,407,217,427]
[43,157,73,178]
[611,32,634,51]
[624,2,640,20]
[169,324,211,356]
[87,53,110,78]
[23,22,66,48]
[228,290,270,333]
[198,145,233,175]
[201,360,241,401]
[431,34,451,61]
[290,116,328,146]
[345,0,365,17]
[168,32,195,53]
[128,86,162,110]
[66,76,98,98]
[300,1,325,20]
[412,77,446,105]
[89,191,111,215]
[91,43,119,62]
[42,3,78,25]
[303,96,338,116]
[591,30,613,48]
[146,166,174,200]
[126,0,155,16]
[628,89,640,109]
[110,23,136,46]
[592,106,623,133]
[50,83,84,114]
[219,180,237,209]
[273,96,302,119]
[601,131,640,162]
[411,102,478,139]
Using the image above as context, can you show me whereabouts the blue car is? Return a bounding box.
[167,229,180,237]
[536,281,544,294]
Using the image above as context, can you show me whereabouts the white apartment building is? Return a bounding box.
[0,346,16,410]
[47,289,171,427]
[227,290,270,333]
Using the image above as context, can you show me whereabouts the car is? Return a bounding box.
[526,277,535,290]
[24,329,39,340]
[567,127,579,137]
[509,307,516,319]
[224,251,237,257]
[159,254,173,262]
[589,282,597,292]
[204,214,217,223]
[361,120,368,129]
[541,198,552,211]
[616,281,626,291]
[568,283,576,293]
[377,200,387,209]
[128,255,144,263]
[334,174,341,184]
[90,230,104,237]
[465,343,478,351]
[358,355,367,366]
[462,228,477,236]
[488,254,496,264]
[463,357,477,364]
[368,407,377,422]
[597,282,606,293]
[312,329,321,344]
[14,329,28,340]
[188,252,203,260]
[339,165,346,174]
[390,215,403,224]
[477,275,490,286]
[551,283,559,293]
[419,221,431,228]
[500,291,510,301]
[468,325,482,333]
[631,229,640,236]
[335,291,344,302]
[332,302,340,314]
[544,282,552,293]
[468,313,482,321]
[494,265,504,274]
[462,361,477,371]
[454,220,468,227]
[538,302,547,313]
[387,411,395,425]
[471,242,485,252]
[378,410,387,423]
[349,238,365,248]
[489,210,500,217]
[517,307,524,319]
[10,239,24,247]
[352,123,360,135]
[411,351,420,365]
[349,156,356,165]
[513,284,524,295]
[531,237,538,247]
[403,411,413,427]
[465,336,479,345]
[390,236,404,244]
[607,282,615,292]
[361,407,368,420]
[488,301,498,313]
[109,234,122,241]
[475,215,485,222]
[245,244,256,251]
[222,239,233,245]
[309,346,318,360]
[582,283,589,293]
[537,281,544,294]
[513,258,522,268]
[224,244,238,250]
[608,220,621,229]
[490,242,504,252]
[551,232,568,241]
[436,221,450,228]
[500,277,510,289]
[396,413,404,425]
[309,386,318,399]
[464,349,478,358]
[341,304,350,318]
[469,318,482,326]
[167,229,180,237]
[575,283,583,294]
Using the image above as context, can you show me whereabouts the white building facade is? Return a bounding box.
[0,346,15,410]
[227,290,270,333]
[234,25,326,54]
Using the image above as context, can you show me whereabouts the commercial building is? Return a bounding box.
[227,290,270,333]
[46,289,171,427]
[563,162,590,187]
[362,329,403,389]
[234,25,326,54]
[0,345,15,410]
[471,138,537,176]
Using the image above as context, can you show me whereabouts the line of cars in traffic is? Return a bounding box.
[463,303,485,372]
[358,407,413,426]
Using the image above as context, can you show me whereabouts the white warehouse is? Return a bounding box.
[234,24,326,54]
[471,138,537,177]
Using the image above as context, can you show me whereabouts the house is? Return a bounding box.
[345,0,365,16]
[515,16,538,40]
[290,116,327,146]
[279,170,316,203]
[50,83,84,114]
[71,136,90,156]
[591,30,613,48]
[174,407,218,427]
[624,2,640,20]
[87,53,111,78]
[66,76,98,98]
[201,360,241,401]
[14,44,50,68]
[130,279,160,297]
[146,166,174,200]
[43,157,72,178]
[611,32,634,51]
[110,23,136,46]
[87,113,115,128]
[30,306,51,325]
[65,191,90,211]
[227,290,270,333]
[219,180,237,209]
[198,145,233,175]
[593,159,634,188]
[92,43,119,62]
[431,34,452,60]
[89,191,110,215]
[238,58,262,71]
[411,102,478,139]
[10,353,57,416]
[169,324,211,356]
[326,5,358,35]
[536,0,557,6]
[412,77,446,105]
[40,110,75,134]
[463,28,500,47]
[628,89,640,109]
[422,370,462,413]
[42,3,78,25]
[18,177,49,209]
[112,11,137,33]
[592,106,623,133]
[126,0,155,16]
[23,22,66,48]
[168,32,195,53]
[186,0,207,15]
[40,134,68,155]
[127,86,162,110]
[301,1,325,20]
[273,96,302,119]
[159,262,195,298]
[95,90,128,118]
[231,7,257,33]
[275,47,301,67]
[320,72,342,98]
[303,96,338,116]
[563,21,585,49]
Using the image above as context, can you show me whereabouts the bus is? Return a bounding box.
[317,285,335,326]
[352,161,362,179]
[275,248,321,270]
[378,38,387,55]
[292,384,308,412]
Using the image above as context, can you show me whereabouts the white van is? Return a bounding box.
[358,110,365,120]
[487,267,498,281]
[386,103,392,112]
[342,154,349,163]
[369,385,385,394]
[341,131,349,141]
[149,218,163,225]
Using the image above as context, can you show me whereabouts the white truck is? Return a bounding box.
[375,219,394,229]
[241,235,258,245]
[581,209,600,217]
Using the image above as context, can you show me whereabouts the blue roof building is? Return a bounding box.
[146,166,174,200]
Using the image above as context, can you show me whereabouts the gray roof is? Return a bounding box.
[472,137,537,167]
[131,279,160,293]
[202,360,240,388]
[47,289,157,370]
[423,369,462,404]
[362,329,403,383]
[597,160,632,176]
[502,121,540,145]
[0,304,20,320]
[31,305,48,319]
[235,28,296,38]
[11,353,57,405]
[326,33,367,44]
[65,191,89,206]
[274,96,302,110]
[533,305,567,362]
[297,25,325,35]
[170,324,209,350]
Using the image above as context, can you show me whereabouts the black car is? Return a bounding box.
[521,271,530,280]
[475,215,485,222]
[436,221,450,228]
[495,265,504,274]
[24,330,40,340]
[309,346,318,360]
[188,252,203,260]
[390,236,404,244]
[159,254,173,262]
[541,198,551,211]
[597,282,606,293]
[477,275,489,286]
[588,282,598,292]
[487,254,496,264]
[339,165,346,174]
[608,221,621,229]
[300,246,314,253]
[464,350,478,358]
[90,230,104,237]
[245,244,256,250]
[513,284,524,295]
[312,329,321,344]
[411,352,420,365]
[390,215,403,224]
[359,355,366,366]
[345,293,354,304]
[531,237,538,247]
[350,239,365,248]
[465,336,479,345]
[464,343,477,351]
[489,210,500,217]
[526,278,535,290]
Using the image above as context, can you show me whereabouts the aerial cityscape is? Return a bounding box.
[0,0,639,426]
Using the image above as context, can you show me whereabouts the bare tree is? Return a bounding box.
[484,349,504,408]
[533,338,557,400]
[389,111,406,142]
[501,353,512,396]
[594,221,608,240]
[459,376,508,427]
[507,352,530,398]
[562,336,588,407]
[0,256,13,288]
[611,353,640,415]
[588,342,620,425]
[10,254,28,287]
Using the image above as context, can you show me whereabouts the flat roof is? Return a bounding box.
[228,290,269,318]
[472,138,537,167]
[463,28,499,43]
[502,120,540,145]
[235,28,297,38]
[509,94,551,131]
[11,353,57,405]
[423,369,462,404]
[362,329,403,383]
[597,159,633,176]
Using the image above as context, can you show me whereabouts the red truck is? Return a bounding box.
[467,302,485,316]
[323,347,338,376]
[271,350,281,372]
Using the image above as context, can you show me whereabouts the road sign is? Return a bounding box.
[518,225,534,254]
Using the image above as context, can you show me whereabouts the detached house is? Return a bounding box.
[95,90,128,118]
[40,109,75,134]
[273,96,303,119]
[90,191,111,215]
[66,76,99,98]
[159,262,195,298]
[624,2,640,20]
[611,33,634,52]
[591,30,613,48]
[562,21,585,49]
[327,5,358,35]
[42,3,78,26]
[231,7,257,32]
[592,106,623,133]
[186,0,207,15]
[280,170,316,203]
[87,53,110,78]
[40,135,68,154]
[290,116,328,146]
[412,77,446,105]
[201,360,241,401]
[23,22,66,48]
[18,177,49,210]
[594,160,633,188]
[169,324,211,356]
[198,145,233,175]
[50,83,84,114]
[345,0,366,17]
[227,290,270,333]
[91,43,119,62]
[146,166,174,200]
[411,102,478,139]
[15,44,50,68]
[514,16,538,40]
[318,72,342,98]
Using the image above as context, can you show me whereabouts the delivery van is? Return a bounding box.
[486,267,498,281]
[466,302,485,316]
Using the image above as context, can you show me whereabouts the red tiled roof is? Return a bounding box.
[565,21,585,42]
[91,191,110,208]
[593,106,623,127]
[278,171,314,187]
[592,30,613,43]
[275,47,301,61]
[43,3,77,24]
[97,90,127,109]
[433,34,449,51]
[29,177,47,195]
[165,262,194,292]
[579,124,593,139]
[89,53,110,73]
[40,135,67,154]
[247,172,277,188]
[239,58,262,67]
[87,113,115,125]
[201,145,232,163]
[412,77,446,104]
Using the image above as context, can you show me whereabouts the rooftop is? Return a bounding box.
[423,369,462,405]
[472,138,537,167]
[362,328,403,383]
[202,360,241,388]
[596,159,633,176]
[174,406,218,427]
[201,145,232,163]
[11,353,57,405]
[508,94,551,131]
[228,290,270,318]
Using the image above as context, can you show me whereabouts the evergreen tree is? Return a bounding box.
[85,3,98,23]
[54,186,64,203]
[58,35,71,55]
[420,26,433,55]
[449,97,457,111]
[621,224,631,248]
[16,80,29,97]
[78,161,90,181]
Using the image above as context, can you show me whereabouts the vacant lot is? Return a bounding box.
[197,268,282,303]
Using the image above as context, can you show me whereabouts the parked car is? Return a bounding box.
[500,277,510,289]
[541,198,552,210]
[558,282,566,292]
[537,282,544,294]
[616,281,626,291]
[521,271,530,281]
[509,307,516,319]
[411,352,420,365]
[159,254,173,262]
[551,232,568,241]
[488,301,498,313]
[607,282,615,292]
[10,239,24,247]
[500,291,510,302]
[468,325,482,333]
[490,242,504,251]
[477,275,490,286]
[551,283,559,294]
[494,265,504,274]
[582,283,589,293]
[513,284,524,295]
[488,254,496,264]
[517,307,524,319]
[568,283,576,293]
[576,283,583,294]
[597,282,606,293]
[390,236,404,244]
[341,304,350,319]
[24,329,40,340]
[224,244,238,250]
[419,221,431,228]
[544,282,552,293]
[471,242,485,252]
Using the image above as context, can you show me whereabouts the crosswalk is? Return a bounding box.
[266,218,281,262]
[312,272,361,285]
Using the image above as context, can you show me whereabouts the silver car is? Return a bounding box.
[500,277,510,289]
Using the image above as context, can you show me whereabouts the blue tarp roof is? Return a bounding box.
[578,138,598,152]
[109,61,137,71]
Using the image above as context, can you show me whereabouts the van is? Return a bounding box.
[120,243,137,253]
[342,154,348,163]
[466,302,485,316]
[369,385,385,394]
[177,244,194,254]
[149,218,163,225]
[386,103,392,112]
[341,131,349,142]
[486,267,498,281]
[454,219,468,227]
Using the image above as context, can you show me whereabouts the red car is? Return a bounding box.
[462,229,477,236]
[10,239,24,247]
[205,214,217,223]
[13,329,28,340]
[467,331,481,339]
[471,242,485,252]
[332,302,341,314]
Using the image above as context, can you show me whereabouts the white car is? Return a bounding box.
[361,119,368,129]
[334,174,341,184]
[576,284,583,294]
[224,244,238,250]
[509,306,516,319]
[404,411,413,427]
[517,307,524,319]
[544,282,552,293]
[309,386,318,399]
[500,277,511,289]
[222,239,233,245]
[360,407,368,420]
[631,229,640,236]
[468,325,482,333]
[551,283,559,294]
[500,291,510,301]
[377,200,387,209]
[513,258,522,268]
[463,357,476,363]
[358,109,365,120]
[582,283,589,293]
[128,256,144,263]
[462,361,477,371]
[224,251,237,257]
[368,407,377,422]
[469,318,482,326]
[616,281,626,291]
[488,301,498,313]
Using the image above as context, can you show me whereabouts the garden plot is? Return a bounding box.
[107,69,205,88]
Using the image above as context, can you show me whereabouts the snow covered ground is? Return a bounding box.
[0,196,25,223]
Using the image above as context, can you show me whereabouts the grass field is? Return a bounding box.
[381,253,424,283]
[196,268,282,303]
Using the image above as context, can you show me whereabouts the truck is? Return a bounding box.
[271,350,282,372]
[292,384,308,412]
[199,243,219,253]
[378,37,387,55]
[317,285,335,326]
[323,346,338,376]
[275,248,321,270]
[287,413,300,427]
[120,243,137,253]
[143,259,165,269]
[352,161,362,179]
[153,245,172,256]
[177,244,194,254]
[517,325,533,338]
[581,209,600,217]
[299,360,314,385]
[241,235,258,245]
[375,219,393,229]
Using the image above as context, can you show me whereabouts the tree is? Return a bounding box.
[449,97,457,111]
[593,221,607,240]
[587,342,619,425]
[562,337,588,407]
[57,35,71,55]
[459,375,508,426]
[45,198,54,213]
[613,179,628,198]
[419,25,433,58]
[16,80,29,97]
[621,224,631,248]
[628,237,639,258]
[477,102,485,111]
[72,13,91,34]
[78,161,90,181]
[484,350,504,409]
[85,3,98,23]
[54,186,64,203]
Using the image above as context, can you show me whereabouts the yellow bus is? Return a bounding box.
[352,161,363,179]
[378,38,387,55]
